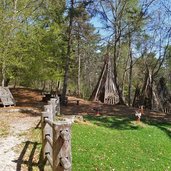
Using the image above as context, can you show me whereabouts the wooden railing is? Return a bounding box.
[41,97,72,171]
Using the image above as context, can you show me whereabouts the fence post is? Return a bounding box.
[48,97,60,116]
[56,96,60,115]
[41,104,53,162]
[53,122,72,171]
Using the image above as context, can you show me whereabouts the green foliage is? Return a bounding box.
[0,0,67,88]
[67,1,101,96]
[21,24,66,85]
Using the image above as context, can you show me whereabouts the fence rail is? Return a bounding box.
[41,97,72,171]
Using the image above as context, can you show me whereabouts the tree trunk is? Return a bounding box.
[61,0,74,103]
[141,69,153,109]
[128,32,133,106]
[112,3,125,105]
[77,29,81,97]
[56,81,60,93]
[132,84,141,107]
[113,38,125,105]
[2,61,6,87]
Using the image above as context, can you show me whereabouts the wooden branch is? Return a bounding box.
[46,153,53,168]
[41,105,53,163]
[45,135,53,147]
[60,157,72,170]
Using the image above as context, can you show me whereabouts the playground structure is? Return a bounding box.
[89,55,119,105]
[133,77,171,114]
[0,86,16,107]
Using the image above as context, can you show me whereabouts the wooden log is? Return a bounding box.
[41,105,53,164]
[45,134,53,147]
[60,157,71,170]
[46,153,53,168]
[53,122,72,171]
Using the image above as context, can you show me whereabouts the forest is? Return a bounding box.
[0,0,171,111]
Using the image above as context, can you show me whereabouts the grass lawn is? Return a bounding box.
[23,115,171,171]
[72,115,171,171]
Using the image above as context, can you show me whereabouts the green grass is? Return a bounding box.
[23,115,171,170]
[72,115,171,171]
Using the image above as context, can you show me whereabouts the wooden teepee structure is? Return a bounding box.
[132,76,171,113]
[89,55,119,105]
[152,77,171,113]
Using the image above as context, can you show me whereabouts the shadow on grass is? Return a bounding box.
[84,115,171,140]
[13,141,45,171]
[35,120,41,129]
[143,118,171,139]
[157,125,171,138]
[84,115,141,130]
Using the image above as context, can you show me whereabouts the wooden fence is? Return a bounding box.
[41,97,72,171]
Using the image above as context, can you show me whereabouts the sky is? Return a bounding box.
[90,13,114,44]
[90,0,171,51]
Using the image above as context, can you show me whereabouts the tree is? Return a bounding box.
[71,2,101,97]
[61,0,74,102]
[164,45,171,90]
[92,0,148,104]
[17,0,66,89]
[0,0,20,86]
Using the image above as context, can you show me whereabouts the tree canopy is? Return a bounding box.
[0,0,171,109]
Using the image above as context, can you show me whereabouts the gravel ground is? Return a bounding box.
[0,110,40,171]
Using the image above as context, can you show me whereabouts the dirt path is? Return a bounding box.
[0,110,40,171]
